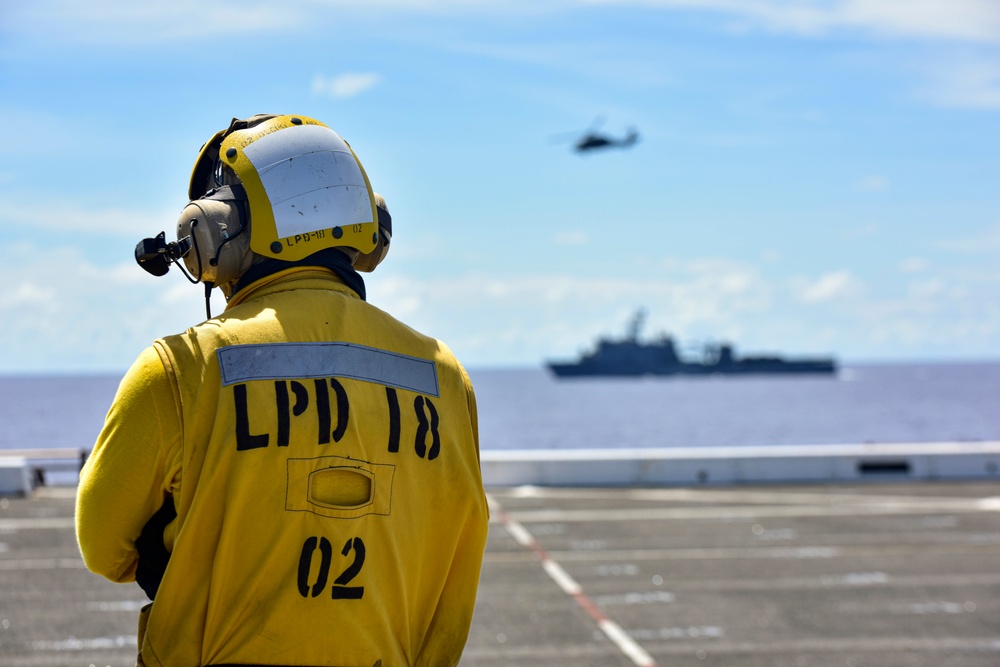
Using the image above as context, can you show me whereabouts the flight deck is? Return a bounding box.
[2,481,999,666]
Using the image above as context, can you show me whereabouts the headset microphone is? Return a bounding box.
[135,232,193,277]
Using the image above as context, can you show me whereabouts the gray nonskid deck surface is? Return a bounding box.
[2,482,999,666]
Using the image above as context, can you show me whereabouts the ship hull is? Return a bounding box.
[547,359,836,378]
[546,311,837,379]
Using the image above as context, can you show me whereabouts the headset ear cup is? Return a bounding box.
[176,200,246,284]
[177,203,219,283]
[353,235,389,272]
[355,193,391,273]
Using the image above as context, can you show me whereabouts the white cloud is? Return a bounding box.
[552,230,589,245]
[311,73,383,99]
[8,0,1000,46]
[907,278,948,301]
[918,56,1000,109]
[5,1,303,43]
[365,255,1000,365]
[2,240,998,370]
[898,257,930,273]
[2,282,57,308]
[836,0,1000,43]
[595,1,1000,111]
[0,243,224,372]
[793,270,862,303]
[0,199,175,237]
[7,1,1000,113]
[858,175,888,191]
[759,249,782,263]
[367,258,774,361]
[609,0,1000,44]
[936,220,1000,253]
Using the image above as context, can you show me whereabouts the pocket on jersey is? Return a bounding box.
[285,456,395,519]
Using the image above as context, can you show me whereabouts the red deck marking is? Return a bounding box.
[489,496,658,667]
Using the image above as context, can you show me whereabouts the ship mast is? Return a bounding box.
[626,308,646,343]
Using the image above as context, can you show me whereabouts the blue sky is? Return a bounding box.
[2,0,998,373]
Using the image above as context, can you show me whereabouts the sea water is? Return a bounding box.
[472,363,1000,450]
[1,363,998,454]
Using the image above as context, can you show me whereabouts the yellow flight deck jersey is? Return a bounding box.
[77,268,489,667]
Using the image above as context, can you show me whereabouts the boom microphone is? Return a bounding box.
[135,231,192,277]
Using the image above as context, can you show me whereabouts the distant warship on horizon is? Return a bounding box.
[546,310,837,378]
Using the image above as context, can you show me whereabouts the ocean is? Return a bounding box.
[1,362,998,454]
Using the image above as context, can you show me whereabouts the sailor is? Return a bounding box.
[76,114,489,667]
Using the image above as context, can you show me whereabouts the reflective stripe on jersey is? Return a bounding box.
[217,342,440,396]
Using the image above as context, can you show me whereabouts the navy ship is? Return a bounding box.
[547,310,837,378]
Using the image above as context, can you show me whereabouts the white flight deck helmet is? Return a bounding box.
[178,114,391,296]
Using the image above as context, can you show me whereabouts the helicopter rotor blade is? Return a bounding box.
[587,115,607,132]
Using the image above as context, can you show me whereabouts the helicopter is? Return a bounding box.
[554,117,641,154]
[574,127,640,152]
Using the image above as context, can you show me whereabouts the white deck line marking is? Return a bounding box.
[500,500,995,524]
[978,497,1000,511]
[0,558,85,570]
[504,520,536,548]
[32,635,136,651]
[500,486,999,509]
[541,559,582,595]
[488,493,657,667]
[0,518,76,530]
[600,619,659,667]
[480,441,1000,461]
